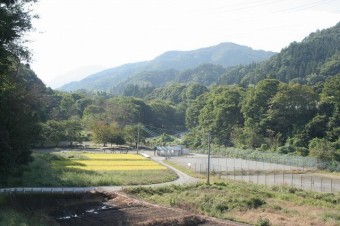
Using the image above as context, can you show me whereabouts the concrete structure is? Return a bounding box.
[156,145,189,157]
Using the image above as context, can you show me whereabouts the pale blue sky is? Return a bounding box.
[27,0,340,83]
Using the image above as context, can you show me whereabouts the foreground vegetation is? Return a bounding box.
[127,181,340,226]
[0,209,51,226]
[2,151,177,187]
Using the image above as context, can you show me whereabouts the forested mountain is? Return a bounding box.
[118,64,226,92]
[219,22,340,85]
[60,22,340,93]
[59,42,275,92]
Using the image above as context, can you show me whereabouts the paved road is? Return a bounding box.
[0,154,201,194]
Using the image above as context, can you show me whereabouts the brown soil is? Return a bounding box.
[52,191,246,226]
[5,191,247,226]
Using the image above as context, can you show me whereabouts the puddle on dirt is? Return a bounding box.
[56,204,117,222]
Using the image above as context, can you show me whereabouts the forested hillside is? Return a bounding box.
[219,22,340,85]
[59,42,275,92]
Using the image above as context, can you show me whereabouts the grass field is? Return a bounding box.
[2,151,177,187]
[127,181,340,226]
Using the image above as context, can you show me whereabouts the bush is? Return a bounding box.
[277,145,295,154]
[256,217,271,226]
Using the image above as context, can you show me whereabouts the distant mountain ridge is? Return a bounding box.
[48,65,106,89]
[59,42,276,91]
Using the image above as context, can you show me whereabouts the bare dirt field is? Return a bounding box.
[6,191,247,226]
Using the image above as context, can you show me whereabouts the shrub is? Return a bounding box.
[256,217,271,226]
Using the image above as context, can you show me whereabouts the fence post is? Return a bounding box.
[331,179,333,193]
[310,177,313,191]
[291,174,293,186]
[233,167,235,180]
[248,171,250,183]
[321,178,323,192]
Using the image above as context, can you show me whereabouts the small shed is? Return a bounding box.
[156,145,188,157]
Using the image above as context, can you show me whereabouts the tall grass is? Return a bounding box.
[127,181,340,225]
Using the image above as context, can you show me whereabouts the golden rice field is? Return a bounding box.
[56,153,167,171]
[68,165,167,171]
[82,153,146,160]
[23,151,178,186]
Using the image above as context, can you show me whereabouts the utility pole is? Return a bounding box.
[137,123,140,153]
[207,133,211,185]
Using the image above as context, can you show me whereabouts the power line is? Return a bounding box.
[275,0,337,13]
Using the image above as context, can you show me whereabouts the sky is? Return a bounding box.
[27,0,340,85]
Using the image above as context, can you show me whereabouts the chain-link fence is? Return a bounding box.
[173,155,340,193]
[195,147,340,172]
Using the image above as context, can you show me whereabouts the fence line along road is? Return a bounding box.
[171,155,340,193]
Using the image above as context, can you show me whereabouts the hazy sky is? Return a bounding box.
[27,0,340,83]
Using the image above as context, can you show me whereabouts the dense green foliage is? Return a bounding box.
[220,22,340,85]
[0,0,51,183]
[185,77,339,165]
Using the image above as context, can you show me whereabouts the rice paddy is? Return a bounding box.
[16,151,178,186]
[82,153,146,160]
[57,153,167,171]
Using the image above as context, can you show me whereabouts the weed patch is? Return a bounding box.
[127,180,340,225]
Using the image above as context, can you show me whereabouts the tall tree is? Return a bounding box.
[198,86,245,146]
[0,0,41,182]
[263,83,318,142]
